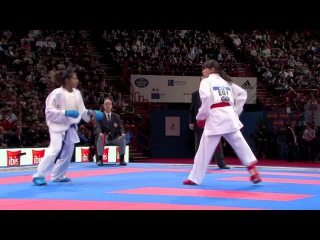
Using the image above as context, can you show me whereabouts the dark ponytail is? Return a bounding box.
[202,59,233,82]
[49,69,76,87]
[219,68,232,82]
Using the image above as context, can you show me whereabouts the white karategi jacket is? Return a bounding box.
[196,73,247,136]
[45,87,91,142]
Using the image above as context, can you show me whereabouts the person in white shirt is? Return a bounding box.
[183,59,261,186]
[302,122,316,162]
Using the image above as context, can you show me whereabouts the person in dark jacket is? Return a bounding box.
[95,99,127,166]
[285,121,298,162]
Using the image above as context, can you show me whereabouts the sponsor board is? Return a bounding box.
[131,75,257,104]
[0,148,47,167]
[74,146,129,163]
[0,146,129,167]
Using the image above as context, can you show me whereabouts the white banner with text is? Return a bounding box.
[131,75,257,104]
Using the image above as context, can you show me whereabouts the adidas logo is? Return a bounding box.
[242,80,253,89]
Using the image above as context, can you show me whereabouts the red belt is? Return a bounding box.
[210,102,230,109]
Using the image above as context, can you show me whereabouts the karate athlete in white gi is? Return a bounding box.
[183,59,262,185]
[32,70,103,186]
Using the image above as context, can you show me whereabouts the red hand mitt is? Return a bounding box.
[197,120,206,128]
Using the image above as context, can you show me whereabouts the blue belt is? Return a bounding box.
[54,124,77,163]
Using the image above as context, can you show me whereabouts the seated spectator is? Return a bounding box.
[25,122,40,147]
[0,126,9,148]
[8,127,34,148]
[0,108,18,123]
[37,123,50,147]
[77,126,89,145]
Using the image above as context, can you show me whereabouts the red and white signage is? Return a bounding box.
[0,146,129,167]
[32,149,45,165]
[7,150,22,167]
[75,146,129,163]
[80,148,90,162]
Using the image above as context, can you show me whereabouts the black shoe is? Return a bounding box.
[219,165,230,169]
[120,162,127,166]
[97,161,103,166]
